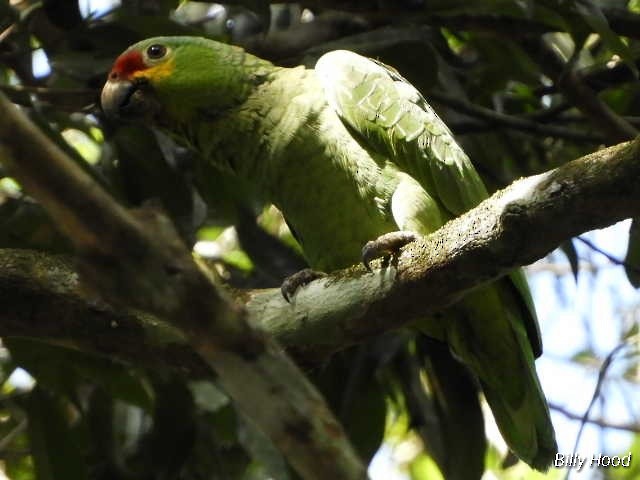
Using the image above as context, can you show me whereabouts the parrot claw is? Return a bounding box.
[281,268,327,303]
[362,231,420,271]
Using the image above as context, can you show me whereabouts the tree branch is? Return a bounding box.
[522,38,639,144]
[0,248,209,376]
[0,92,367,480]
[428,91,607,144]
[244,139,640,359]
[2,139,639,365]
[549,402,640,433]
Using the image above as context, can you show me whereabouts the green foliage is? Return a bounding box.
[611,435,640,479]
[6,338,154,411]
[572,0,637,77]
[409,453,445,480]
[625,219,640,287]
[560,240,580,282]
[26,387,88,480]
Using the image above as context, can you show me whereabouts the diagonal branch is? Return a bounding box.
[522,37,638,144]
[1,139,639,366]
[245,138,640,359]
[428,90,607,144]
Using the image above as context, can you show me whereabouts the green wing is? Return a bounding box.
[315,50,487,215]
[314,50,541,354]
[315,50,556,470]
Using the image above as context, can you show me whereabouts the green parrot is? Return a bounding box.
[101,36,557,470]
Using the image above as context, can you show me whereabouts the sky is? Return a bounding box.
[533,220,639,477]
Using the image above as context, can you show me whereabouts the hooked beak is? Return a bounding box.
[101,77,159,120]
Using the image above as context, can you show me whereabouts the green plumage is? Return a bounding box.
[103,36,557,471]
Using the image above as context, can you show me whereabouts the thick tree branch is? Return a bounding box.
[0,92,367,480]
[1,139,639,366]
[0,249,209,376]
[244,139,640,359]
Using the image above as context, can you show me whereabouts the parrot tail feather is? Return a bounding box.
[482,379,557,471]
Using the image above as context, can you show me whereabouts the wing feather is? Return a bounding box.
[315,50,541,354]
[315,50,488,217]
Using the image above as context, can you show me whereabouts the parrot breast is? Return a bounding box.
[193,66,402,270]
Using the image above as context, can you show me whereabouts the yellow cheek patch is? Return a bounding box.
[132,58,175,82]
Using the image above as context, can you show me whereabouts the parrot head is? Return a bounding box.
[101,36,272,125]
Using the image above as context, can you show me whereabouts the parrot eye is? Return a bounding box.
[146,44,167,60]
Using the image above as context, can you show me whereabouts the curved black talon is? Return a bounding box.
[281,268,327,302]
[361,231,419,271]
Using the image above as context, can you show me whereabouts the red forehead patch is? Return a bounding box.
[110,50,145,79]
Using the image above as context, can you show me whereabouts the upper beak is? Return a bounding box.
[101,76,159,120]
[101,78,136,118]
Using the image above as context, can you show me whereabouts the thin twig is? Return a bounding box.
[568,342,628,480]
[522,38,638,145]
[549,402,640,433]
[0,419,27,453]
[576,236,640,276]
[429,90,607,144]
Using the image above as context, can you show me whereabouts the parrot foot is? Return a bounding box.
[362,231,419,271]
[281,268,327,303]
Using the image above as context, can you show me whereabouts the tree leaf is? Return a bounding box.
[559,239,580,282]
[26,386,88,480]
[625,218,640,288]
[410,453,445,480]
[574,0,638,77]
[6,338,154,411]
